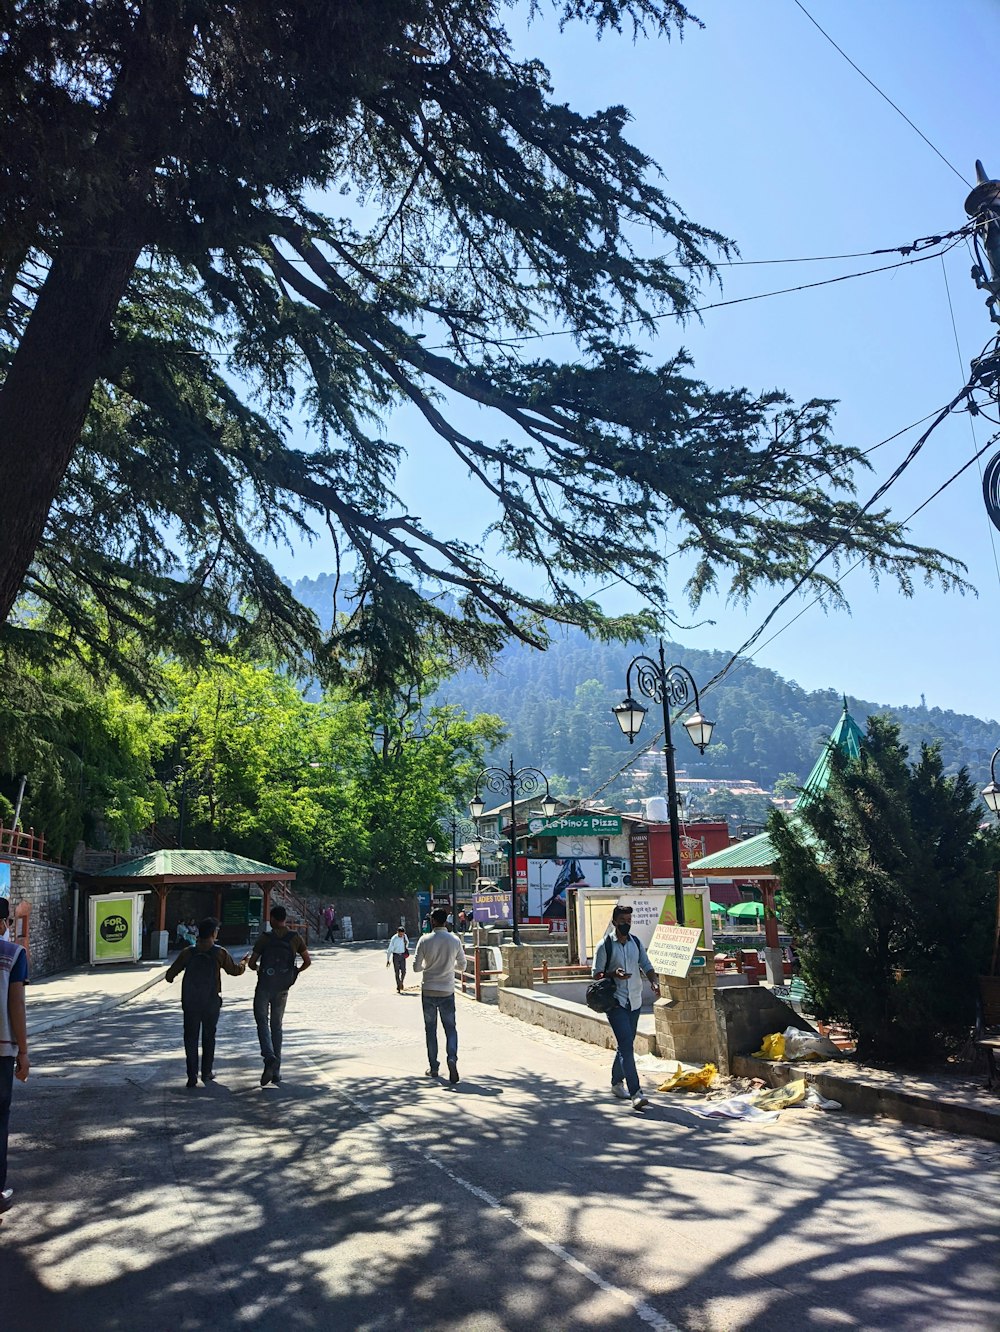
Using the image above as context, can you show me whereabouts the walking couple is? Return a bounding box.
[166,904,310,1088]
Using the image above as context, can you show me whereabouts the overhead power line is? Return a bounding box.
[790,0,971,187]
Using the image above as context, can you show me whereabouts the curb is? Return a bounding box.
[30,969,168,1038]
[732,1053,1000,1144]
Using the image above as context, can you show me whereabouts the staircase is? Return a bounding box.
[273,884,322,943]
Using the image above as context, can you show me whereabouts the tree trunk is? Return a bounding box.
[0,240,143,622]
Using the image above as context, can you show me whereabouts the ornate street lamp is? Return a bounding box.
[429,812,481,930]
[982,747,1000,816]
[470,757,558,944]
[612,641,715,927]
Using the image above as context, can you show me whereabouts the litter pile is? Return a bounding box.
[656,1060,842,1123]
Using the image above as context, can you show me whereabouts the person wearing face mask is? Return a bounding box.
[592,904,660,1110]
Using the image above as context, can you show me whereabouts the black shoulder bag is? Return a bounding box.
[586,935,625,1013]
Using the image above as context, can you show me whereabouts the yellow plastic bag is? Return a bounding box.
[658,1062,718,1092]
[752,1032,785,1060]
[751,1078,808,1111]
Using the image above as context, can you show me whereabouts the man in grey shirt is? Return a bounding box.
[593,904,660,1110]
[412,907,467,1083]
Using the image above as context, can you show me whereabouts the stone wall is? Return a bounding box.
[3,857,73,977]
[713,985,815,1076]
[654,949,721,1067]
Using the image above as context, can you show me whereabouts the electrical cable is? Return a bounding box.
[789,0,971,188]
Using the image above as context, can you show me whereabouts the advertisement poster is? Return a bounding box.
[92,894,137,963]
[519,857,604,920]
[647,924,703,978]
[0,861,10,898]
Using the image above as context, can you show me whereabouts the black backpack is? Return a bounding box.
[182,945,221,1008]
[257,930,298,993]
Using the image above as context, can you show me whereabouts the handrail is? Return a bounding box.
[0,824,58,864]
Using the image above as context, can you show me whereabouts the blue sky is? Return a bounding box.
[276,1,1000,721]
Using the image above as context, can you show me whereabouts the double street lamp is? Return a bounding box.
[982,747,1000,817]
[470,757,558,945]
[612,641,714,927]
[427,812,480,930]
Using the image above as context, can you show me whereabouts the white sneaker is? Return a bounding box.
[632,1091,649,1110]
[611,1082,629,1100]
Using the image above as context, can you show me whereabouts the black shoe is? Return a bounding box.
[261,1056,277,1087]
[448,1062,460,1085]
[426,1066,440,1077]
[272,1074,282,1086]
[186,1076,198,1088]
[201,1071,215,1083]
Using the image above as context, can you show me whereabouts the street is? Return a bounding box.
[6,944,1000,1332]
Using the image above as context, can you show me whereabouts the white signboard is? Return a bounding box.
[647,923,702,978]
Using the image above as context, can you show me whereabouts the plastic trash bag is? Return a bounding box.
[752,1032,785,1060]
[658,1062,718,1092]
[687,1094,780,1123]
[751,1078,808,1110]
[781,1026,842,1061]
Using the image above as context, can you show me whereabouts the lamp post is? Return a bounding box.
[983,748,1000,818]
[612,641,714,927]
[469,757,558,945]
[428,813,480,930]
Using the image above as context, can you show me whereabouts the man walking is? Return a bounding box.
[385,925,410,992]
[412,907,466,1083]
[592,905,660,1110]
[0,900,29,1222]
[165,916,246,1087]
[323,904,337,943]
[247,905,310,1086]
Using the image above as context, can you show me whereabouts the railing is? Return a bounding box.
[0,824,57,863]
[534,960,592,986]
[273,884,322,940]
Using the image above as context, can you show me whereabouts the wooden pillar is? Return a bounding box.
[214,888,223,921]
[156,885,168,931]
[762,879,780,949]
[263,882,272,922]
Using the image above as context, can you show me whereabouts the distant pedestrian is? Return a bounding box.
[323,904,336,943]
[165,917,246,1087]
[386,926,410,992]
[0,899,29,1223]
[247,905,311,1087]
[592,905,660,1110]
[412,907,466,1083]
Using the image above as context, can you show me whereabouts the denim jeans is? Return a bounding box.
[253,986,289,1069]
[422,993,458,1070]
[607,1003,642,1096]
[183,997,222,1080]
[0,1056,13,1192]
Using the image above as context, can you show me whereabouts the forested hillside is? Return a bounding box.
[292,574,1000,811]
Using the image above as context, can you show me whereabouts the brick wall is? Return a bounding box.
[2,857,73,977]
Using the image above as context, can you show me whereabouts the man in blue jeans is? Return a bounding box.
[247,905,310,1087]
[0,905,29,1222]
[593,905,660,1110]
[413,907,466,1083]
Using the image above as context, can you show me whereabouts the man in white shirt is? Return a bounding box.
[412,908,466,1082]
[385,925,410,993]
[592,904,660,1110]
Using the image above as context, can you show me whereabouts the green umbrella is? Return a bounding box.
[725,900,765,919]
[709,901,729,914]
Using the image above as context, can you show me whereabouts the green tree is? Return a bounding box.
[0,2,964,687]
[770,715,998,1061]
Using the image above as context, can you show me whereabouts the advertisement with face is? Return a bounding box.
[519,857,603,920]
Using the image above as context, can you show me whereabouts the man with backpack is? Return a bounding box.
[247,904,310,1087]
[592,905,660,1110]
[165,916,247,1088]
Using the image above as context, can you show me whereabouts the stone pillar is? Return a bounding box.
[763,946,785,985]
[654,948,720,1065]
[497,944,533,990]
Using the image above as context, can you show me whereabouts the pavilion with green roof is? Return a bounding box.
[87,848,296,944]
[686,701,864,950]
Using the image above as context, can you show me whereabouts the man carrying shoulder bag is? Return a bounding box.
[592,905,660,1110]
[247,905,310,1087]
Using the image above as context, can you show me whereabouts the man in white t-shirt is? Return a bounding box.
[412,908,466,1082]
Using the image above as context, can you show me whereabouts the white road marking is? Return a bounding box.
[301,1054,682,1332]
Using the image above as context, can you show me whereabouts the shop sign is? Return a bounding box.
[526,813,622,836]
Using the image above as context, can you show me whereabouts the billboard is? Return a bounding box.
[519,856,604,920]
[90,892,144,964]
[0,861,10,898]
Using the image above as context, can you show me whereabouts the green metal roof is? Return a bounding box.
[90,849,293,880]
[688,701,863,874]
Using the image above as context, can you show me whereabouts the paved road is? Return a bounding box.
[6,944,1000,1331]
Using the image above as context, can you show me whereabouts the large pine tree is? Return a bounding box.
[771,715,998,1060]
[0,2,965,686]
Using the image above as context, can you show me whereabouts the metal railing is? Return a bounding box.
[0,824,58,863]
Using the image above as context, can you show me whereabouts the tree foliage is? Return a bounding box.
[0,1,966,689]
[770,715,999,1061]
